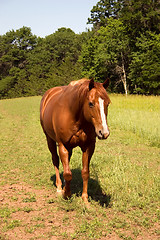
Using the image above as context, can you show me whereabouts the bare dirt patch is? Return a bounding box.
[0,182,159,240]
[0,182,76,240]
[0,181,115,239]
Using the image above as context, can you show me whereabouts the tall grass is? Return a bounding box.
[108,94,160,147]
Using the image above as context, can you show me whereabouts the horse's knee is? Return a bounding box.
[81,169,89,181]
[63,170,72,182]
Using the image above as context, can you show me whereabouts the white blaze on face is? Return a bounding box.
[98,97,109,135]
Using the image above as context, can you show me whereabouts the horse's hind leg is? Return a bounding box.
[58,143,72,198]
[46,135,63,195]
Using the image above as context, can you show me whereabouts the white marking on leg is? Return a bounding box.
[57,189,62,193]
[98,97,109,135]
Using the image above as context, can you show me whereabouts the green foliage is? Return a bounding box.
[45,28,80,64]
[120,0,160,39]
[96,18,130,90]
[89,0,160,35]
[87,0,123,29]
[80,18,130,93]
[129,32,160,94]
[0,27,83,98]
[79,37,98,78]
[0,27,38,98]
[0,0,160,98]
[85,0,160,94]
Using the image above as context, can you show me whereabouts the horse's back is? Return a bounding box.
[41,87,62,113]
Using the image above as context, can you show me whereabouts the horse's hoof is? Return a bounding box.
[63,191,71,199]
[82,197,90,208]
[82,194,90,207]
[56,188,63,197]
[63,187,71,199]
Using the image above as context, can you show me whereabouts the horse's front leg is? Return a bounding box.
[81,142,95,203]
[58,143,72,198]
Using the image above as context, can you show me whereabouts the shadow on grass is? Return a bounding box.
[50,168,111,207]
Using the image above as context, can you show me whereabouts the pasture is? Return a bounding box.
[0,94,160,240]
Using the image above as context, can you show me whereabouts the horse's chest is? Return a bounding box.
[69,130,88,147]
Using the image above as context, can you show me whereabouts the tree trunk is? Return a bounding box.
[121,62,128,95]
[121,52,128,95]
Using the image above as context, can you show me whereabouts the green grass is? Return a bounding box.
[108,94,160,147]
[0,94,160,239]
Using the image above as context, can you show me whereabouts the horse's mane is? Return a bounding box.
[68,78,110,105]
[69,78,89,87]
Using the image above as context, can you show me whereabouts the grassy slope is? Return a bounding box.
[0,95,160,240]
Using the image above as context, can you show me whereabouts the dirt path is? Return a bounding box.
[0,182,77,240]
[0,182,159,240]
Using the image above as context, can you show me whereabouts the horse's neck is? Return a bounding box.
[65,84,87,121]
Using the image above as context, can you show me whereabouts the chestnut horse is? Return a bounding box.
[40,78,110,203]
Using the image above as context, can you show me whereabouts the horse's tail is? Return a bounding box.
[40,92,47,133]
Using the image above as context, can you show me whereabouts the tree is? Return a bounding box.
[79,37,98,79]
[87,0,123,29]
[25,37,52,95]
[121,0,160,40]
[85,0,160,94]
[0,27,83,98]
[88,0,160,35]
[0,27,38,98]
[45,28,80,65]
[97,18,130,94]
[129,32,160,95]
[44,28,82,88]
[80,18,130,94]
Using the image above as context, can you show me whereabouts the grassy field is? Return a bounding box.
[0,94,160,240]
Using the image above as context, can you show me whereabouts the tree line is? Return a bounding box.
[0,0,160,98]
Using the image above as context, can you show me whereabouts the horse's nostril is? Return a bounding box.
[98,129,110,139]
[99,130,103,136]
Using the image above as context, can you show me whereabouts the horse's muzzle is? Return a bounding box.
[97,129,110,140]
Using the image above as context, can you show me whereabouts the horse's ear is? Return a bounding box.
[89,78,94,91]
[103,78,110,89]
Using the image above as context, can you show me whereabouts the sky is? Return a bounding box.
[0,0,98,38]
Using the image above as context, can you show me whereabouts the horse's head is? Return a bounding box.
[83,78,111,139]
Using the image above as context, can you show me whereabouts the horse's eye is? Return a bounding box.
[89,102,94,108]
